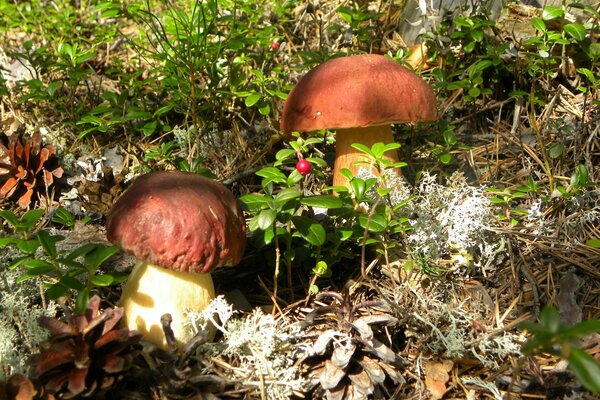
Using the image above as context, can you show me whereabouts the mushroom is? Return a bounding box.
[280,53,438,187]
[106,171,246,349]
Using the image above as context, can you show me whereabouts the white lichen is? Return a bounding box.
[407,171,500,269]
[0,268,57,379]
[394,284,521,370]
[186,297,308,399]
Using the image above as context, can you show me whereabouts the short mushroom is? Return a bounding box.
[280,53,438,187]
[106,171,246,349]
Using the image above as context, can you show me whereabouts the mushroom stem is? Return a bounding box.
[119,261,215,350]
[333,125,400,187]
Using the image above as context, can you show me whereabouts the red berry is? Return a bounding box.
[270,42,279,50]
[296,159,311,175]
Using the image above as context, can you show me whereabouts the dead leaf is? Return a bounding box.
[424,359,453,400]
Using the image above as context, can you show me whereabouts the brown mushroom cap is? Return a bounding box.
[280,53,438,133]
[107,171,246,274]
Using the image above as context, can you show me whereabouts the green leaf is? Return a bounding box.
[275,148,296,162]
[90,274,114,286]
[312,260,329,276]
[84,245,120,271]
[51,207,75,227]
[539,306,561,333]
[258,102,270,116]
[19,209,46,232]
[240,194,270,212]
[443,130,458,146]
[58,276,85,290]
[23,259,54,269]
[37,230,64,259]
[65,243,98,261]
[0,237,17,247]
[274,187,302,204]
[16,239,40,254]
[531,17,546,32]
[358,213,387,233]
[8,255,31,270]
[549,142,565,159]
[244,92,261,107]
[439,153,453,164]
[0,210,20,227]
[468,87,481,97]
[561,319,600,340]
[292,216,326,246]
[141,120,157,137]
[101,272,129,284]
[350,143,374,157]
[563,23,587,41]
[257,209,277,231]
[577,68,597,83]
[46,282,69,300]
[17,265,55,282]
[470,29,484,42]
[301,195,343,209]
[586,238,600,248]
[256,166,287,186]
[567,346,600,392]
[75,289,90,313]
[542,6,564,20]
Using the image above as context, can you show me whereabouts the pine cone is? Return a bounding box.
[0,133,63,209]
[27,295,141,399]
[302,291,405,400]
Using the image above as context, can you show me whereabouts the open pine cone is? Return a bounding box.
[302,290,405,400]
[27,295,141,399]
[0,133,63,208]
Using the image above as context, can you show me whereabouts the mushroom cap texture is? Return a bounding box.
[106,171,246,274]
[280,53,438,133]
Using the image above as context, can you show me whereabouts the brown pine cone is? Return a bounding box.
[27,296,141,398]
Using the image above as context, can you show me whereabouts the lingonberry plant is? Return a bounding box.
[0,209,126,312]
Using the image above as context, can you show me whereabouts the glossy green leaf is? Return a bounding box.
[75,289,90,313]
[439,153,453,164]
[542,6,564,20]
[257,209,277,231]
[0,210,20,227]
[564,23,587,41]
[244,92,261,107]
[17,265,55,282]
[37,230,64,259]
[292,216,326,246]
[240,193,270,211]
[0,237,17,247]
[358,213,387,233]
[301,195,343,209]
[90,274,114,286]
[85,245,120,270]
[16,239,40,254]
[531,17,546,32]
[274,187,302,204]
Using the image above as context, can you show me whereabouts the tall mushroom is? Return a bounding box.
[106,171,246,349]
[280,53,438,187]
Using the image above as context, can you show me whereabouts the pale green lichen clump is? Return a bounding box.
[407,171,500,269]
[0,269,57,379]
[186,296,309,399]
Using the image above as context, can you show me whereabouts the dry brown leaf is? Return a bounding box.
[424,359,453,400]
